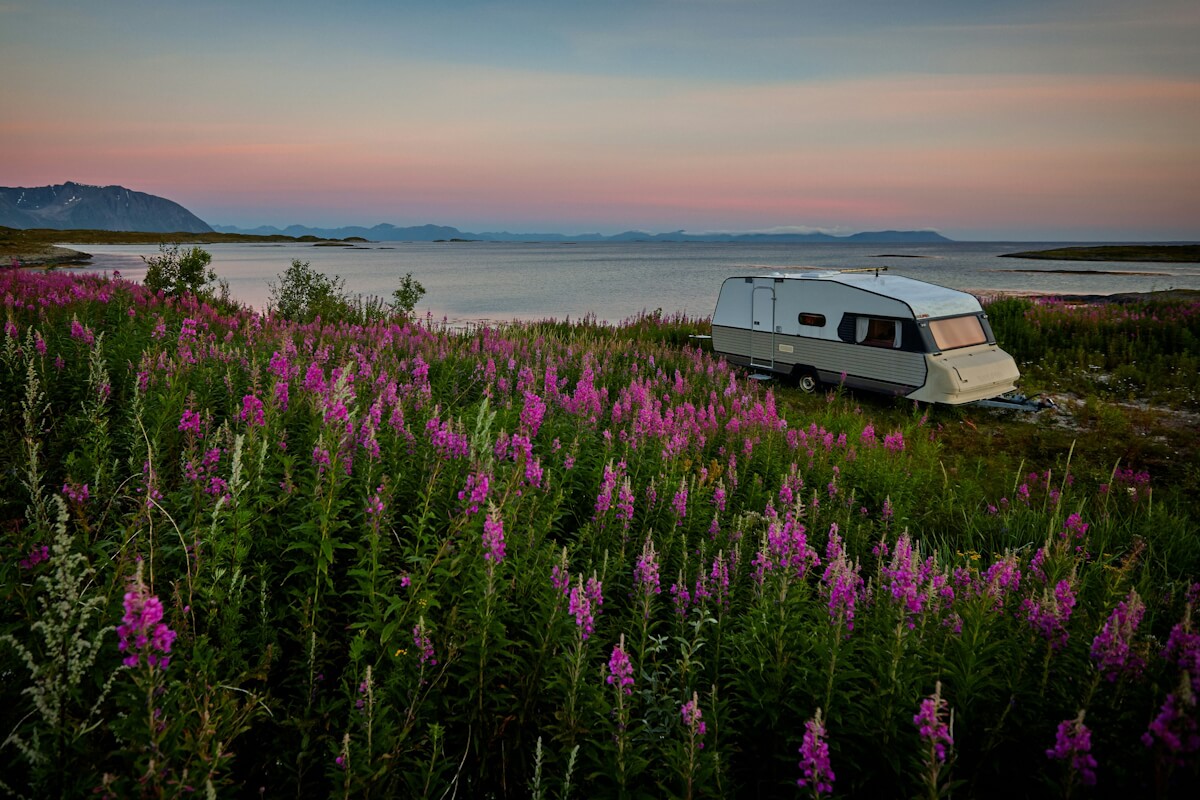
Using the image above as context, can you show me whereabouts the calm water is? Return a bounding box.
[60,240,1200,323]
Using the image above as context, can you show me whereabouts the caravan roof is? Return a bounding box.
[763,270,983,320]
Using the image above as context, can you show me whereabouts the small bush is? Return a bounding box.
[269,261,426,324]
[142,243,216,298]
[267,259,352,323]
[392,272,426,317]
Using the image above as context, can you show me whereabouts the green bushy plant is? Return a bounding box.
[142,243,216,299]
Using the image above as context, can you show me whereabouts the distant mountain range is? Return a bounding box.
[212,222,953,244]
[0,182,952,243]
[0,182,212,233]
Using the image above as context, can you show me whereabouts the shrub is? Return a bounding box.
[267,258,351,323]
[392,272,426,316]
[141,243,216,298]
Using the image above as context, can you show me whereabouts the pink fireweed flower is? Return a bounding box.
[303,362,327,394]
[268,350,290,379]
[273,380,290,410]
[482,506,506,564]
[1090,589,1146,682]
[117,570,177,670]
[312,446,332,473]
[821,527,863,633]
[569,575,598,640]
[634,537,662,598]
[178,408,203,435]
[586,573,604,613]
[709,551,731,610]
[606,636,634,696]
[19,544,50,570]
[860,424,876,447]
[240,394,265,427]
[616,477,635,527]
[681,693,707,748]
[712,479,727,512]
[672,478,689,524]
[1028,546,1048,584]
[914,682,954,763]
[62,481,89,505]
[413,617,437,667]
[1141,685,1199,760]
[670,574,693,616]
[69,317,95,345]
[798,708,835,796]
[764,514,819,579]
[425,416,469,460]
[880,531,938,628]
[978,552,1022,610]
[457,471,491,515]
[1046,711,1097,787]
[520,391,547,437]
[1023,578,1077,651]
[883,430,905,453]
[1062,512,1089,542]
[594,460,619,518]
[551,547,570,595]
[1163,586,1200,694]
[365,487,384,517]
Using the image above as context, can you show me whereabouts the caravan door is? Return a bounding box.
[751,286,775,369]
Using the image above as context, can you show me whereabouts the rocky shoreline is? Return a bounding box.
[5,243,93,269]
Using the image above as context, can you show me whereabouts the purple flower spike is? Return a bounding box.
[681,692,707,748]
[1046,711,1097,787]
[914,682,953,763]
[116,567,177,671]
[1090,589,1146,681]
[606,635,634,696]
[482,506,506,564]
[798,708,835,796]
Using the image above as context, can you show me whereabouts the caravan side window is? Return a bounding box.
[798,312,826,327]
[855,317,901,348]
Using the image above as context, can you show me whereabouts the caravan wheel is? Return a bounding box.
[796,369,820,394]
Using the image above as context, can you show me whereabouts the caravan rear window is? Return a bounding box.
[928,315,987,350]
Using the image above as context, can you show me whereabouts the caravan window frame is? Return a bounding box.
[798,312,826,327]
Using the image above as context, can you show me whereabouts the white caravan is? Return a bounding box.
[710,270,1020,404]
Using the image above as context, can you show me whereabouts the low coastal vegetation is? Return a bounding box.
[1001,245,1200,263]
[0,225,354,269]
[987,293,1200,409]
[1,265,1197,798]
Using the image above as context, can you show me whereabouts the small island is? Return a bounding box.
[1000,244,1200,263]
[0,225,360,268]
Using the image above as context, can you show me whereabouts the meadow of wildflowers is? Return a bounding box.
[985,295,1200,408]
[1,268,1198,798]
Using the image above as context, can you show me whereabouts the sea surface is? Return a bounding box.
[59,240,1200,324]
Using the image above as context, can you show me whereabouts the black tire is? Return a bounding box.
[797,369,819,393]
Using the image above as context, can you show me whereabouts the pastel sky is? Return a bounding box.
[2,0,1198,239]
